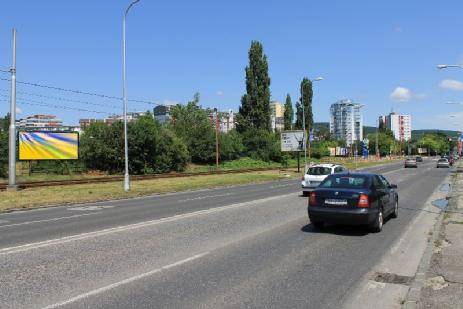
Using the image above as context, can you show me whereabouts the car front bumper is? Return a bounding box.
[308,207,378,225]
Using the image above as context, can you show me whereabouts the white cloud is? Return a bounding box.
[422,111,463,130]
[439,79,463,91]
[394,26,403,33]
[216,91,223,96]
[15,107,21,114]
[390,87,412,102]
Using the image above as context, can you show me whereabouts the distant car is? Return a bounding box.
[301,164,347,196]
[404,158,417,168]
[416,156,423,162]
[437,158,450,168]
[308,172,398,232]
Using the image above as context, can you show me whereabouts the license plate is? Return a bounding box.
[325,199,348,206]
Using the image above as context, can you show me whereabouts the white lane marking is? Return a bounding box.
[177,193,233,203]
[269,183,295,189]
[0,220,10,224]
[41,252,209,309]
[0,193,295,255]
[68,205,115,211]
[0,213,101,229]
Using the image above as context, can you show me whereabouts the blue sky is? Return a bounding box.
[1,0,463,130]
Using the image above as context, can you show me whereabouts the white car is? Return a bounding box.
[301,164,348,196]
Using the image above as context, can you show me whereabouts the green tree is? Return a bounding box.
[0,114,9,177]
[237,41,271,133]
[170,93,216,163]
[283,94,293,130]
[80,115,188,174]
[295,78,313,133]
[242,129,282,162]
[220,130,244,161]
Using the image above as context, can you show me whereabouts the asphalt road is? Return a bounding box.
[0,159,451,309]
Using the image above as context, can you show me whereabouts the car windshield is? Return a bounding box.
[320,175,369,189]
[307,167,331,176]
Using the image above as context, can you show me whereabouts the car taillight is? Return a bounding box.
[357,194,369,208]
[309,192,317,206]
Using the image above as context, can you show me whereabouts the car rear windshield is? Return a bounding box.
[438,159,448,163]
[307,167,331,175]
[320,175,369,189]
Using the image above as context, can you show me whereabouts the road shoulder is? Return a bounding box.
[342,168,454,309]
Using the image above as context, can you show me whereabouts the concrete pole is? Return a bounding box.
[8,29,17,190]
[122,16,130,192]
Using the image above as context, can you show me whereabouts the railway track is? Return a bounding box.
[0,167,296,190]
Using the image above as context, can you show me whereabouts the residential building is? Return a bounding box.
[17,114,63,130]
[153,104,175,124]
[79,112,148,130]
[270,101,285,132]
[329,99,363,146]
[16,114,80,132]
[218,109,235,133]
[379,112,412,142]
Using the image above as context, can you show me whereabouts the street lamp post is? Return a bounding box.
[301,77,323,170]
[122,0,141,192]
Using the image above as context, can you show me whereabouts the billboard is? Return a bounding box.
[281,131,305,152]
[19,132,79,160]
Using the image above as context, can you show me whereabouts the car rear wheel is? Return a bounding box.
[371,208,383,233]
[391,200,398,218]
[302,191,308,197]
[312,221,324,230]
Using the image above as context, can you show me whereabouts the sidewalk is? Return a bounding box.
[413,162,463,308]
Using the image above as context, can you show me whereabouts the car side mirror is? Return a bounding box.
[390,184,398,189]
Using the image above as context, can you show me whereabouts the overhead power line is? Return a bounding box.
[0,77,158,105]
[0,69,11,74]
[0,88,129,110]
[0,98,112,115]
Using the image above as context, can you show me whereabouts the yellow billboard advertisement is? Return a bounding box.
[19,132,79,160]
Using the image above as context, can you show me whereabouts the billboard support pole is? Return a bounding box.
[8,28,17,191]
[297,151,300,173]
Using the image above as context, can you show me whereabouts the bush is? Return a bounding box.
[242,129,282,162]
[80,115,189,174]
[220,130,244,161]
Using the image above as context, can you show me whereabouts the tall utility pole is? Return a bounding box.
[8,29,17,190]
[122,0,141,192]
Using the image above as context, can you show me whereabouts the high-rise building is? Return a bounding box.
[329,99,363,146]
[79,112,148,130]
[270,101,285,132]
[379,112,412,141]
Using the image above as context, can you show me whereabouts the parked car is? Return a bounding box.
[404,157,417,168]
[416,156,423,162]
[301,164,347,196]
[436,158,450,168]
[308,173,398,232]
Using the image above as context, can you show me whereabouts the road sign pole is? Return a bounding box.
[8,28,17,191]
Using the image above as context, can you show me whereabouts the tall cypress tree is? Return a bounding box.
[237,41,271,133]
[283,94,293,130]
[295,77,313,132]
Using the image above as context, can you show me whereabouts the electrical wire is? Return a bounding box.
[0,98,113,115]
[0,77,158,105]
[0,89,129,110]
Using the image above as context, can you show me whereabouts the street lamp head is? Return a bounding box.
[437,64,448,69]
[312,77,323,82]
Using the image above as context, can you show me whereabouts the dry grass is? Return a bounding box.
[0,169,299,212]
